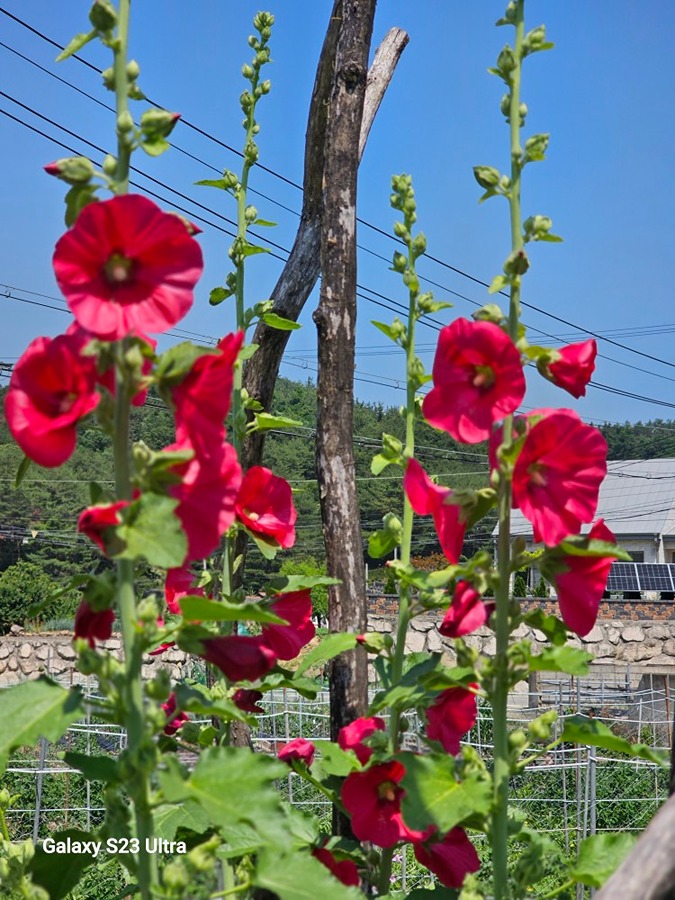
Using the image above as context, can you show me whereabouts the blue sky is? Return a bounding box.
[2,2,675,429]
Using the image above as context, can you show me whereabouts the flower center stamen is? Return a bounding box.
[104,252,135,285]
[377,781,398,803]
[472,365,495,391]
[528,463,548,488]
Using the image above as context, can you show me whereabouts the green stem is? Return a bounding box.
[209,880,252,899]
[491,5,525,899]
[0,807,10,842]
[538,879,575,900]
[112,0,132,193]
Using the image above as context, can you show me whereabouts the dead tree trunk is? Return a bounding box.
[313,1,377,764]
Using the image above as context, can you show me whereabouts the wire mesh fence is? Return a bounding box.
[1,667,673,895]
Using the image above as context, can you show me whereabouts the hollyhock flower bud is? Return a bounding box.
[73,600,114,648]
[277,738,315,767]
[425,686,478,755]
[235,466,297,549]
[232,689,264,714]
[44,157,95,185]
[512,408,607,546]
[550,519,619,637]
[77,500,129,553]
[53,195,203,340]
[341,761,424,848]
[4,332,100,467]
[312,848,360,887]
[439,582,488,639]
[422,318,525,444]
[337,716,386,765]
[166,438,242,563]
[413,827,480,889]
[403,459,466,563]
[201,635,276,682]
[139,108,181,140]
[161,693,189,736]
[544,339,597,399]
[261,591,315,660]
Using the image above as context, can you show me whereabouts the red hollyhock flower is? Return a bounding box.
[404,459,466,563]
[546,339,597,399]
[426,686,478,755]
[512,409,607,546]
[261,590,315,660]
[338,716,386,765]
[422,318,525,444]
[4,332,99,467]
[201,635,276,682]
[413,827,480,889]
[277,738,316,766]
[73,601,114,648]
[77,500,129,553]
[172,332,244,457]
[554,519,619,637]
[439,582,488,639]
[164,566,205,615]
[341,761,423,848]
[235,466,297,549]
[232,689,264,714]
[161,693,189,736]
[166,438,242,563]
[312,848,360,887]
[53,194,203,340]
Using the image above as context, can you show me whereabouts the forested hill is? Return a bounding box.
[0,376,673,622]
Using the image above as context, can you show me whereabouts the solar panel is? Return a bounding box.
[606,562,639,592]
[636,564,674,591]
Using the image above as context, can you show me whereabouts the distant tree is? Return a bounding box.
[0,560,74,633]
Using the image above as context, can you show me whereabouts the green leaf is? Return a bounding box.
[258,671,320,699]
[371,453,397,475]
[154,342,215,385]
[570,833,636,888]
[561,715,669,765]
[371,320,404,343]
[56,30,96,61]
[140,137,170,157]
[253,219,277,227]
[313,741,359,777]
[249,412,303,432]
[368,528,399,559]
[404,890,459,900]
[522,609,569,646]
[370,654,443,713]
[488,274,509,294]
[153,800,211,841]
[29,829,94,899]
[64,183,98,227]
[240,243,270,258]
[62,751,117,783]
[239,342,259,360]
[209,286,233,305]
[261,312,301,330]
[0,678,83,775]
[15,455,32,488]
[195,178,237,191]
[387,561,458,591]
[526,645,593,676]
[399,752,491,833]
[246,527,279,560]
[179,596,286,624]
[294,633,358,677]
[265,574,341,594]
[114,493,187,568]
[255,847,361,900]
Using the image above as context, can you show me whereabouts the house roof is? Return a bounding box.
[507,458,675,539]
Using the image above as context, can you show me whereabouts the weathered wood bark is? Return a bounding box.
[240,17,409,473]
[313,0,377,776]
[595,792,675,899]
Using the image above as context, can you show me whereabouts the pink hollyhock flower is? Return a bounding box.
[235,466,297,549]
[422,318,525,444]
[426,686,478,755]
[53,194,203,340]
[232,689,264,714]
[161,693,189,736]
[553,519,619,637]
[342,761,424,848]
[261,590,315,660]
[172,332,244,457]
[4,332,100,467]
[413,827,480,889]
[73,601,114,647]
[512,409,607,546]
[166,438,242,563]
[164,566,204,615]
[546,339,597,399]
[404,459,466,563]
[312,847,360,887]
[338,716,386,765]
[77,500,129,553]
[439,582,488,639]
[277,738,316,766]
[201,635,276,682]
